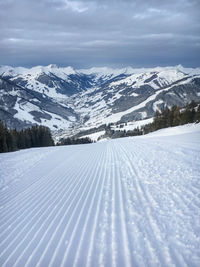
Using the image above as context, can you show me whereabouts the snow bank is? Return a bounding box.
[146,123,200,137]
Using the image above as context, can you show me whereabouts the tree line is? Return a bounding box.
[141,100,200,134]
[58,137,93,146]
[97,100,200,139]
[1,100,199,152]
[0,122,54,153]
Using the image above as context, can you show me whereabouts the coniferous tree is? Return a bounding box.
[195,105,200,122]
[180,109,193,124]
[6,129,16,152]
[172,106,181,126]
[141,101,200,135]
[0,121,8,152]
[0,121,54,153]
[187,100,196,109]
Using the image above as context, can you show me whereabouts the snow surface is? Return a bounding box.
[80,130,105,142]
[111,118,154,132]
[146,123,200,137]
[0,124,200,267]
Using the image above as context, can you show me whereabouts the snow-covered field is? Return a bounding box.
[0,124,200,267]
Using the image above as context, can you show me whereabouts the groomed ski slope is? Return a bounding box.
[0,124,200,267]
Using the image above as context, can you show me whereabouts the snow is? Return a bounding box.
[13,98,38,124]
[153,99,164,112]
[1,63,200,136]
[39,111,73,130]
[156,69,186,84]
[109,67,189,89]
[0,64,76,100]
[131,92,139,97]
[111,118,153,132]
[0,124,200,266]
[146,123,200,137]
[95,76,195,125]
[78,65,200,80]
[0,65,75,77]
[13,98,74,130]
[80,130,105,142]
[1,64,200,79]
[77,67,129,79]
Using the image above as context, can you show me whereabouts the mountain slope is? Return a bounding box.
[0,65,200,133]
[0,76,77,130]
[0,124,199,266]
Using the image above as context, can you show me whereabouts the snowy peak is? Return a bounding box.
[0,65,76,78]
[108,66,200,90]
[0,64,200,132]
[78,66,128,77]
[47,64,59,69]
[1,64,199,82]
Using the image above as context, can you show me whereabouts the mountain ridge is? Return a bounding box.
[1,64,200,139]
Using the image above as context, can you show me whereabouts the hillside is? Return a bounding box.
[0,124,199,266]
[0,65,200,139]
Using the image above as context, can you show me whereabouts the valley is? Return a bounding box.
[1,65,200,141]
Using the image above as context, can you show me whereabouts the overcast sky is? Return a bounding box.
[0,0,200,68]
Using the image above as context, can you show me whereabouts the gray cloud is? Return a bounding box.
[0,0,199,67]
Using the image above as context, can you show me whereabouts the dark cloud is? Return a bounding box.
[0,0,199,67]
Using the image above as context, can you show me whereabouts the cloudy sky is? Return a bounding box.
[0,0,200,68]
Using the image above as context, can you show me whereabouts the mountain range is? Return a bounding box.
[1,64,200,139]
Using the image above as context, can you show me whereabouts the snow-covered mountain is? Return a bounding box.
[1,64,200,135]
